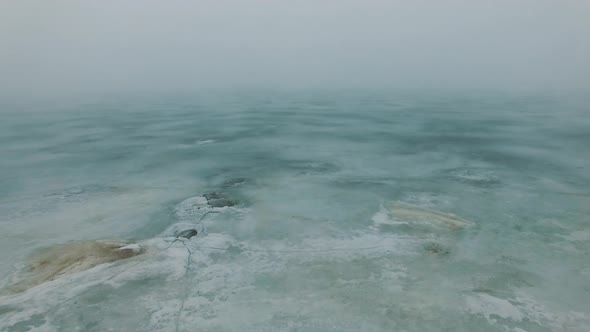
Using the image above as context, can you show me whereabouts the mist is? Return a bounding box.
[1,0,589,99]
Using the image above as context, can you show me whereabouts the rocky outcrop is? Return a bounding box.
[5,240,143,294]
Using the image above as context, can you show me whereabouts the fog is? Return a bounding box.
[1,0,589,98]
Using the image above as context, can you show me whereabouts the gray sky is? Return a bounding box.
[1,0,589,98]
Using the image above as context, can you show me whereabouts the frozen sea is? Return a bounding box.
[0,92,589,331]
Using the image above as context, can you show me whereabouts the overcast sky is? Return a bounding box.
[1,0,589,98]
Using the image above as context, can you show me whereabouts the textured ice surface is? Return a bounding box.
[1,93,589,331]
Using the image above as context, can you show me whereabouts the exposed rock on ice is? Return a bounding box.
[423,242,450,255]
[162,222,206,240]
[4,240,144,294]
[377,201,473,229]
[204,192,236,208]
[176,229,198,239]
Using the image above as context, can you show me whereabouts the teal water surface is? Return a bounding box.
[0,92,589,331]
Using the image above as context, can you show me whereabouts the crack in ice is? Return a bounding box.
[175,239,193,332]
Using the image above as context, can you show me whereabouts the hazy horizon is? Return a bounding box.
[1,0,589,100]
